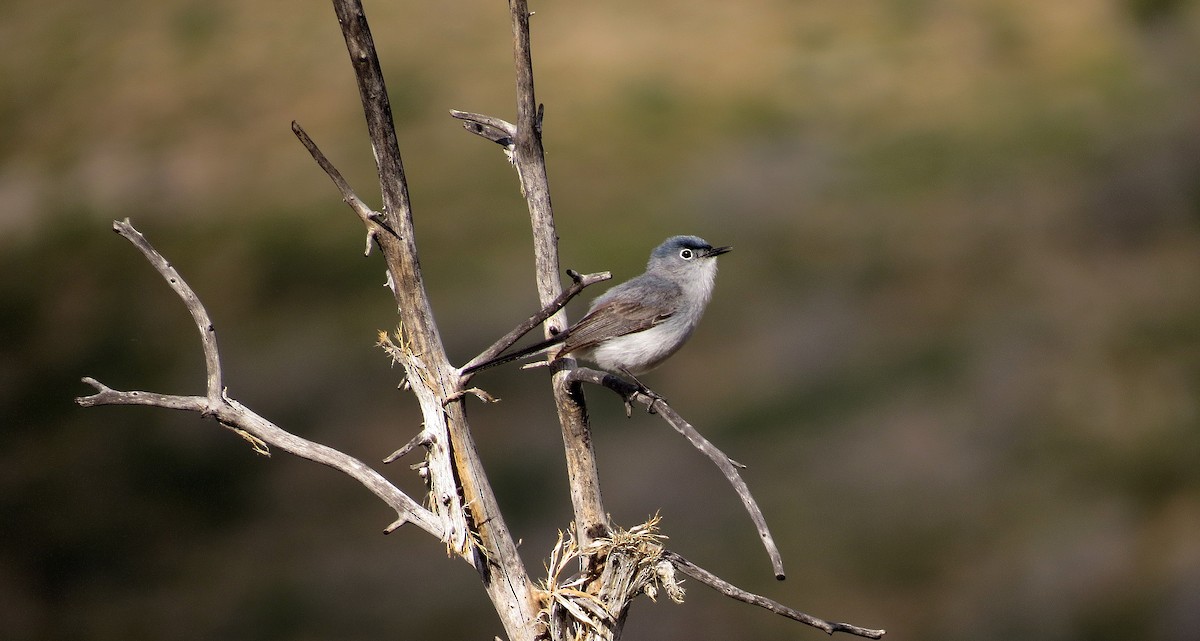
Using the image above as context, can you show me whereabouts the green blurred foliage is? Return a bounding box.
[2,0,1200,640]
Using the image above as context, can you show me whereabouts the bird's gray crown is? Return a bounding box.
[651,235,711,259]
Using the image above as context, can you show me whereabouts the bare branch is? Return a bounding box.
[76,377,445,539]
[329,0,414,242]
[76,221,444,539]
[664,551,886,639]
[453,0,609,551]
[290,120,376,224]
[77,377,203,412]
[510,0,612,553]
[326,2,540,637]
[459,269,611,376]
[291,120,399,249]
[564,367,787,580]
[111,219,223,400]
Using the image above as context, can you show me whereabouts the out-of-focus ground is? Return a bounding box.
[3,1,1199,639]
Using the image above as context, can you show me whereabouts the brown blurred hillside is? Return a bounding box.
[3,0,1200,640]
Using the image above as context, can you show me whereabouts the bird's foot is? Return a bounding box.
[619,368,665,415]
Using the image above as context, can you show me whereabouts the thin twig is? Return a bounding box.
[663,551,885,639]
[383,430,430,464]
[460,269,611,376]
[291,121,400,249]
[291,121,375,224]
[111,219,223,400]
[565,367,787,580]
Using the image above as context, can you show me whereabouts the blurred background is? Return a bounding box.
[3,0,1200,639]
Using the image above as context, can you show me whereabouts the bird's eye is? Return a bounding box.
[679,249,694,260]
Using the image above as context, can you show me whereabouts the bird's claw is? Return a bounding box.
[617,367,664,415]
[619,389,662,416]
[640,388,664,415]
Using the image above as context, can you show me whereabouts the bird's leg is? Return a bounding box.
[618,367,664,414]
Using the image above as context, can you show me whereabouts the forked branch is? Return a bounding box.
[75,220,444,541]
[564,366,786,580]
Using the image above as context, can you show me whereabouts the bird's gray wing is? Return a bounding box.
[560,276,682,353]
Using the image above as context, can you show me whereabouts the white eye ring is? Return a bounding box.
[679,248,694,260]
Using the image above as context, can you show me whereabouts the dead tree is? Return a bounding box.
[76,1,884,639]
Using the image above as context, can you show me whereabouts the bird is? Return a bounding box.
[463,235,730,378]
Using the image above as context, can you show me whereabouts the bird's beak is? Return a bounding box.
[705,245,732,257]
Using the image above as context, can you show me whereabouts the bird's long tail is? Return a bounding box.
[461,332,567,375]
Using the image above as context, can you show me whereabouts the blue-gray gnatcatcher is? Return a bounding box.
[464,235,730,376]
